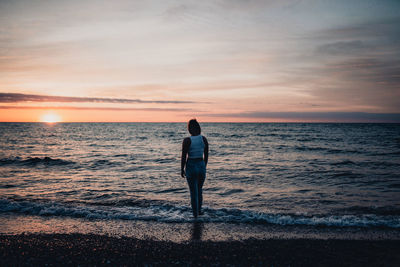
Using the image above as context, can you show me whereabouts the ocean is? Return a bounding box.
[0,123,399,239]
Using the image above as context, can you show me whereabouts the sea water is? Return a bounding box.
[0,123,399,233]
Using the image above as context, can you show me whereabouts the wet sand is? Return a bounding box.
[2,214,400,242]
[1,233,399,266]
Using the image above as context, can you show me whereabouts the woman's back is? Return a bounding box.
[188,135,204,159]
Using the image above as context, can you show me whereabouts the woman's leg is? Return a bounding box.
[186,177,199,218]
[198,161,206,214]
[198,175,205,214]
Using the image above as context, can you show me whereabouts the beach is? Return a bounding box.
[1,214,400,266]
[1,233,400,266]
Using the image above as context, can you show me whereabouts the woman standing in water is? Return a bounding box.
[181,119,209,218]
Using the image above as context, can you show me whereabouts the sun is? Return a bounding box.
[40,112,62,123]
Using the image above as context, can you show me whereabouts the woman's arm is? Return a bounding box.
[203,136,209,167]
[181,137,191,177]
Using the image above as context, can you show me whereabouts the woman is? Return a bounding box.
[181,119,209,218]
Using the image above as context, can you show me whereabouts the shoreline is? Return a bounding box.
[1,233,400,266]
[1,213,400,242]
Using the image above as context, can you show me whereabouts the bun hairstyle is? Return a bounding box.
[188,119,201,136]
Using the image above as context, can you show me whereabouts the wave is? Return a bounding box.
[0,184,16,188]
[369,151,400,156]
[333,205,400,216]
[331,160,355,165]
[294,146,346,153]
[0,156,75,166]
[1,198,399,228]
[219,189,245,196]
[90,159,123,168]
[0,156,127,169]
[293,146,365,154]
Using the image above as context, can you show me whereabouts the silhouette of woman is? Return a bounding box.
[181,119,209,218]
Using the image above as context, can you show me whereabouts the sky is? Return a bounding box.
[0,0,399,122]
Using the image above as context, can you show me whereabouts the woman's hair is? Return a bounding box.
[188,119,201,136]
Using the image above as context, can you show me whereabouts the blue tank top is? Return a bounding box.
[188,135,204,159]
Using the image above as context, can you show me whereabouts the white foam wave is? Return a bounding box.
[1,199,399,228]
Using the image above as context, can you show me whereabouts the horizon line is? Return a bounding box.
[0,121,399,124]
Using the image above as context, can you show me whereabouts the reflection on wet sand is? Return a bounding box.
[190,221,204,241]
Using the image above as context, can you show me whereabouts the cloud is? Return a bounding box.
[297,16,400,113]
[315,17,400,41]
[206,111,400,122]
[0,93,195,104]
[304,57,400,112]
[325,58,400,85]
[316,40,368,55]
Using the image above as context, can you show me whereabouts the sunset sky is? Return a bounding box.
[1,0,399,122]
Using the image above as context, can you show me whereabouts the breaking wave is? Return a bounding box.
[0,157,75,166]
[1,198,399,228]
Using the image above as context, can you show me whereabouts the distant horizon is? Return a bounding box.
[1,120,399,124]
